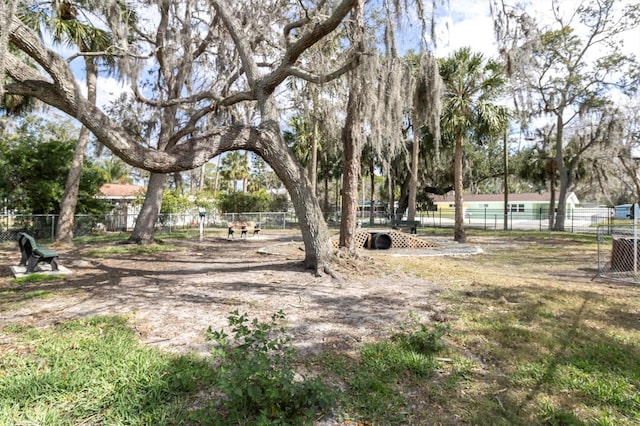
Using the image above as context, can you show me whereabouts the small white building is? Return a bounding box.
[97,183,145,231]
[432,192,580,219]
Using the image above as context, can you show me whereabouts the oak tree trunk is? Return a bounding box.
[339,87,362,251]
[310,118,319,195]
[253,122,334,273]
[128,172,166,244]
[56,125,90,244]
[369,157,375,226]
[338,0,364,252]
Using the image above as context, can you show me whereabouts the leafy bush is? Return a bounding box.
[161,189,194,214]
[269,193,290,212]
[217,189,273,213]
[204,310,334,425]
[0,117,109,215]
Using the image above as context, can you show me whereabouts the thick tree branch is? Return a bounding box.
[9,77,271,172]
[4,52,49,84]
[211,1,261,89]
[284,52,361,84]
[5,11,82,109]
[261,0,358,93]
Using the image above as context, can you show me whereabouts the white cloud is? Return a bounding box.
[434,1,497,58]
[95,76,131,108]
[432,0,640,59]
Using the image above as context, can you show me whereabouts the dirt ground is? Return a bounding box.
[0,232,463,357]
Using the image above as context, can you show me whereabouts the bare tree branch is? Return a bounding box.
[262,0,358,94]
[284,53,362,84]
[211,1,261,89]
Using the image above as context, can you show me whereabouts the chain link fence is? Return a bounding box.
[597,224,640,284]
[418,207,615,233]
[0,212,298,242]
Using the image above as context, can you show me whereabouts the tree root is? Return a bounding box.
[321,263,343,283]
[313,248,377,282]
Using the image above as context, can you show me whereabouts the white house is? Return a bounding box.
[97,183,145,231]
[431,192,581,219]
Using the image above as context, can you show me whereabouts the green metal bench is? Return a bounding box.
[391,219,421,234]
[17,232,59,273]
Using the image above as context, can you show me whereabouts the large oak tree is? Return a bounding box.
[1,0,361,274]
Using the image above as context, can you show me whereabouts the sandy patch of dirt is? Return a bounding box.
[0,233,453,357]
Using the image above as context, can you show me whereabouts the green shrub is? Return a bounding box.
[203,310,335,425]
[217,189,272,213]
[393,312,450,355]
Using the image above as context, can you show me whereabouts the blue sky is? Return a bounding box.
[86,1,639,108]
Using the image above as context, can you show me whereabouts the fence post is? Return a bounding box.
[51,214,55,240]
[484,207,487,230]
[539,208,542,231]
[634,203,638,276]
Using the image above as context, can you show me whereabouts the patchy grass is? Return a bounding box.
[11,273,65,284]
[320,314,469,425]
[72,229,213,244]
[72,233,130,244]
[0,311,470,425]
[85,242,179,257]
[1,232,638,425]
[391,233,640,425]
[1,275,62,311]
[0,288,54,311]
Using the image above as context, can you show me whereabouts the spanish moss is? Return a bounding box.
[0,0,18,99]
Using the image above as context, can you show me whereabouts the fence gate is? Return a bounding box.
[597,225,640,284]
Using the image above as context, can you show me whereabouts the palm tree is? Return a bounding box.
[285,115,313,169]
[439,47,509,243]
[220,151,250,192]
[99,157,133,184]
[19,1,130,243]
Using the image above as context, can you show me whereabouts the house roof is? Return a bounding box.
[98,183,145,199]
[432,192,579,204]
